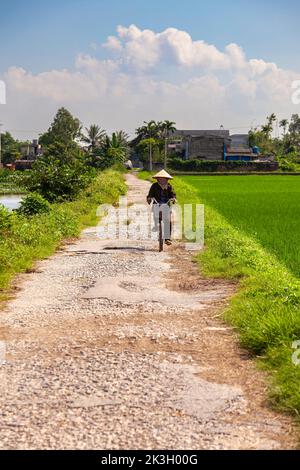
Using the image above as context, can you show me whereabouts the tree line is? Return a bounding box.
[2,108,300,182]
[0,108,131,167]
[249,113,300,170]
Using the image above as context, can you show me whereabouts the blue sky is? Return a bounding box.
[0,0,300,138]
[1,0,299,73]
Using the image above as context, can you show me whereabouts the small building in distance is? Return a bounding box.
[14,139,43,170]
[225,134,258,161]
[169,130,271,162]
[174,130,231,161]
[20,139,43,160]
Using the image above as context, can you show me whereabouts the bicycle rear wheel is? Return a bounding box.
[159,211,163,252]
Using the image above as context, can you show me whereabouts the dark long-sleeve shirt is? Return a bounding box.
[147,182,176,204]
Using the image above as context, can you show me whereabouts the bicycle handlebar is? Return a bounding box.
[150,197,176,206]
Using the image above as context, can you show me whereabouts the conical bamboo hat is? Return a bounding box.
[153,169,173,179]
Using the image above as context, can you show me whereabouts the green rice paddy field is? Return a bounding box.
[180,176,300,278]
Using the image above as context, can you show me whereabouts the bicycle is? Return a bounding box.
[150,198,176,252]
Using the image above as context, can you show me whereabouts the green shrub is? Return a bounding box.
[17,193,51,216]
[0,169,11,180]
[278,158,300,172]
[26,156,93,202]
[0,205,12,235]
[168,158,279,172]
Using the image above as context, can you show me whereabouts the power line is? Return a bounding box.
[228,126,258,130]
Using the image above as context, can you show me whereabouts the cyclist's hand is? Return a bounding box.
[168,198,176,206]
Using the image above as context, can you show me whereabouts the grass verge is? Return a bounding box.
[0,169,126,295]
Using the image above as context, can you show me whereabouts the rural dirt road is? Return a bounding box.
[0,174,296,449]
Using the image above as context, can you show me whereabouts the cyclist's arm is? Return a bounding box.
[147,184,158,204]
[167,186,176,204]
[170,187,176,200]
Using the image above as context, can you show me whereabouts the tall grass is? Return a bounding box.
[0,169,126,294]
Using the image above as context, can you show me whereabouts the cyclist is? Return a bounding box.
[146,170,176,246]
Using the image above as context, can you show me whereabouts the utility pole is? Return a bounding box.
[149,140,153,172]
[164,137,168,169]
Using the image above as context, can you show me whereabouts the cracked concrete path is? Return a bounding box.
[0,173,296,449]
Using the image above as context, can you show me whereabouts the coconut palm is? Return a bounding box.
[104,132,128,163]
[115,130,130,147]
[262,113,277,137]
[136,121,160,170]
[279,119,289,136]
[81,124,106,150]
[160,120,176,168]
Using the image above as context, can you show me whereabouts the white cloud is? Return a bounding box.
[6,66,100,101]
[113,24,230,70]
[2,24,300,139]
[225,43,247,69]
[103,35,123,52]
[249,59,278,76]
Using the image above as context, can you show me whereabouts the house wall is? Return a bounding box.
[230,134,249,149]
[173,130,231,161]
[188,136,225,160]
[20,140,42,159]
[15,160,35,170]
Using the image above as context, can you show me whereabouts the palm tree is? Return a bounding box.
[268,113,277,125]
[136,121,158,140]
[115,130,130,147]
[104,132,128,163]
[262,113,277,137]
[136,121,160,171]
[279,119,289,137]
[261,124,272,136]
[160,120,176,168]
[81,124,106,150]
